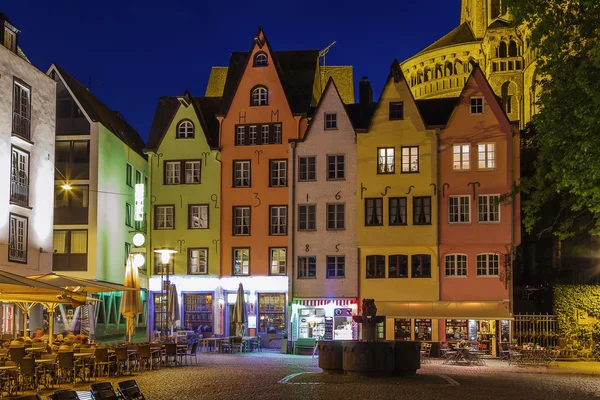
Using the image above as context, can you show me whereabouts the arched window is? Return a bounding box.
[254,52,268,67]
[416,71,423,85]
[435,64,443,79]
[501,81,517,117]
[454,60,463,75]
[177,120,194,138]
[508,41,518,57]
[251,86,268,106]
[445,62,453,77]
[499,42,508,58]
[424,68,431,82]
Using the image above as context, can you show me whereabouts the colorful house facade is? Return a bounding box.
[145,92,221,338]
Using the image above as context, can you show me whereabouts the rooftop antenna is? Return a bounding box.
[319,41,336,67]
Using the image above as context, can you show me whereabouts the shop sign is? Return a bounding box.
[134,184,144,221]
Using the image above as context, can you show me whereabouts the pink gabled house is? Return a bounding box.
[437,66,520,349]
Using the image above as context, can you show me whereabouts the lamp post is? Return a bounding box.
[154,247,176,340]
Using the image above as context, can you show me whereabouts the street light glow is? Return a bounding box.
[61,183,72,191]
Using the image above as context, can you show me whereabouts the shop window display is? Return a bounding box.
[445,319,468,341]
[258,293,286,333]
[394,318,411,340]
[414,318,432,341]
[184,293,213,335]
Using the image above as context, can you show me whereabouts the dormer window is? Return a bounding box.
[177,120,194,138]
[3,26,16,52]
[254,52,268,67]
[251,86,268,106]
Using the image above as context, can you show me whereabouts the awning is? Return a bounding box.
[376,301,512,320]
[294,298,357,307]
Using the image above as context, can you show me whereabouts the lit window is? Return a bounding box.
[453,144,470,171]
[188,248,208,274]
[445,254,467,276]
[251,86,268,106]
[270,248,286,275]
[478,143,495,170]
[155,205,174,229]
[477,253,499,276]
[478,195,500,223]
[165,162,181,184]
[184,161,201,184]
[189,205,209,229]
[233,248,250,275]
[470,97,484,114]
[449,196,470,223]
[377,147,395,174]
[177,120,194,138]
[401,146,419,173]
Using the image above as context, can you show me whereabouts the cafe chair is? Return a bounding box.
[18,357,41,392]
[185,342,198,366]
[163,343,178,367]
[93,347,114,378]
[118,379,145,400]
[91,381,119,400]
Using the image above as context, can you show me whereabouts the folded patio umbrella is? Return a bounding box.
[232,283,248,337]
[120,255,142,343]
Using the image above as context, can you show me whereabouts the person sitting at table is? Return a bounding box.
[33,329,44,339]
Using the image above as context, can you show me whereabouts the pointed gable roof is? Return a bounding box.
[416,98,459,127]
[146,92,221,151]
[50,64,147,158]
[219,27,319,117]
[417,22,478,55]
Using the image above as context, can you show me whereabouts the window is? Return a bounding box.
[478,143,495,170]
[125,203,133,227]
[478,195,500,223]
[327,203,345,230]
[155,205,174,229]
[254,52,268,67]
[445,254,467,276]
[449,196,470,223]
[10,147,29,206]
[55,140,90,180]
[232,248,250,275]
[135,170,142,185]
[327,155,345,180]
[477,253,499,276]
[269,206,287,235]
[188,248,208,274]
[415,319,432,341]
[189,204,209,229]
[54,185,89,225]
[249,126,257,145]
[453,145,470,171]
[251,86,268,106]
[273,124,282,144]
[53,230,88,272]
[377,147,395,174]
[258,293,285,333]
[125,243,131,263]
[165,162,180,184]
[12,80,31,140]
[260,125,270,144]
[153,251,174,275]
[412,254,431,277]
[185,161,201,184]
[235,123,282,145]
[326,256,345,278]
[389,102,404,120]
[366,255,385,278]
[470,97,484,114]
[177,120,194,138]
[126,164,133,187]
[4,27,16,52]
[269,160,287,187]
[365,198,383,226]
[298,256,316,278]
[270,248,286,275]
[324,113,337,129]
[401,146,419,173]
[389,255,408,278]
[233,206,251,235]
[298,205,316,230]
[233,161,251,187]
[389,197,407,226]
[236,126,246,145]
[298,156,316,181]
[8,214,27,263]
[413,197,431,225]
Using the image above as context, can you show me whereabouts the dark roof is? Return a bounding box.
[416,98,459,127]
[345,103,377,131]
[488,19,511,29]
[53,64,147,158]
[418,22,478,54]
[219,49,319,116]
[146,95,221,151]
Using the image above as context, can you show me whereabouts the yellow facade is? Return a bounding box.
[357,68,439,340]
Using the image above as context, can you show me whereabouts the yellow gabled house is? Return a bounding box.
[357,61,439,341]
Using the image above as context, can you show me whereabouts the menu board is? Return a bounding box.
[468,320,478,342]
[324,317,333,340]
[500,320,510,342]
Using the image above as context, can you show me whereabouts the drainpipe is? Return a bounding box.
[290,141,297,304]
[435,128,441,303]
[144,150,156,342]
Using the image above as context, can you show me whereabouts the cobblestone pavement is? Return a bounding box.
[33,353,600,400]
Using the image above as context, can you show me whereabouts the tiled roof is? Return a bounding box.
[488,19,511,29]
[415,97,459,127]
[417,22,478,54]
[345,102,377,131]
[321,66,354,104]
[146,94,221,151]
[52,64,147,158]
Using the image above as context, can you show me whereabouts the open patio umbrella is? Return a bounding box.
[26,273,138,294]
[167,283,180,335]
[232,283,248,337]
[119,255,142,343]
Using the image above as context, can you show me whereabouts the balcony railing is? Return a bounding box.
[9,247,27,263]
[12,112,31,141]
[10,180,29,206]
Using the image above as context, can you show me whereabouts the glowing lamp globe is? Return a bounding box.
[132,233,145,247]
[132,254,145,268]
[154,247,177,265]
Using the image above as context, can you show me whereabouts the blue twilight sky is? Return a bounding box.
[4,0,460,142]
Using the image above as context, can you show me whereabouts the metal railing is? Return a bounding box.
[12,112,31,141]
[9,180,28,205]
[8,247,27,263]
[513,313,558,348]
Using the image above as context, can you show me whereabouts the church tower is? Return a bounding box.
[461,0,510,39]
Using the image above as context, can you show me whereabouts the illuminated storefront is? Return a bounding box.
[291,299,358,341]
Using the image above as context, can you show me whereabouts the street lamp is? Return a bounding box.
[154,247,177,340]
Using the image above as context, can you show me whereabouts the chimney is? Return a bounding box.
[359,76,372,105]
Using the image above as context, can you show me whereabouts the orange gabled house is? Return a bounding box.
[436,65,520,352]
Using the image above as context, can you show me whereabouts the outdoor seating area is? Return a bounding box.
[198,336,261,354]
[503,343,560,367]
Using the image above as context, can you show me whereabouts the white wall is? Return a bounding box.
[0,45,55,275]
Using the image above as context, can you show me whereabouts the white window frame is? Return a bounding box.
[326,256,345,278]
[273,124,282,144]
[478,142,496,170]
[298,156,316,181]
[155,206,174,229]
[188,248,208,274]
[378,147,395,174]
[327,154,345,180]
[298,204,316,230]
[185,161,201,184]
[233,248,250,275]
[12,80,31,139]
[449,195,471,223]
[189,205,209,229]
[269,248,287,275]
[327,203,345,230]
[10,147,29,205]
[478,195,501,223]
[233,161,251,187]
[401,146,419,173]
[8,214,27,263]
[324,113,337,129]
[261,125,270,144]
[233,207,251,236]
[254,52,268,66]
[270,160,287,187]
[249,126,257,145]
[236,126,246,145]
[470,96,484,114]
[177,120,194,138]
[453,144,470,171]
[477,253,499,276]
[445,254,468,276]
[165,162,181,185]
[251,87,268,106]
[270,206,287,235]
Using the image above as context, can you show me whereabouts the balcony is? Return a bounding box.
[52,253,88,272]
[12,112,31,141]
[56,117,90,136]
[10,180,28,206]
[8,247,27,263]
